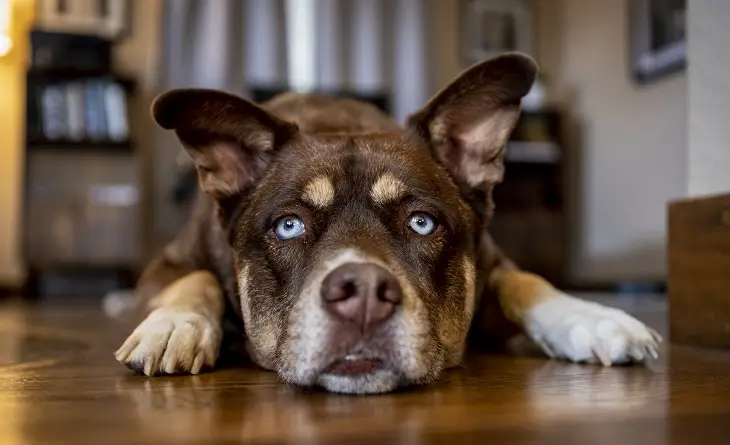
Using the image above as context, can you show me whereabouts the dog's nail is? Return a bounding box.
[591,345,612,366]
[648,345,659,360]
[191,352,205,375]
[630,344,644,362]
[649,328,663,343]
[164,358,176,374]
[114,338,138,362]
[537,339,556,358]
[144,358,156,377]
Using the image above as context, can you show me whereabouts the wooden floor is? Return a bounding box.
[0,295,729,445]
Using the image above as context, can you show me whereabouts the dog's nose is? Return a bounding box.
[321,262,402,330]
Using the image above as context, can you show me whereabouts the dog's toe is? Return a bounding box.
[525,293,662,366]
[115,308,222,376]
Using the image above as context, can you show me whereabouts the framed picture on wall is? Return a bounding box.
[459,0,533,66]
[630,0,686,84]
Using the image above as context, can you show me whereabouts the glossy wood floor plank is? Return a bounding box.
[0,296,728,445]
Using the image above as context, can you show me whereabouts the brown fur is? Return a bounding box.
[115,53,659,393]
[124,54,543,387]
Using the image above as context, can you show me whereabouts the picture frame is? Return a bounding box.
[629,0,686,84]
[459,0,533,66]
[35,0,131,41]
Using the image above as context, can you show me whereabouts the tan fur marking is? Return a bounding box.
[302,176,335,208]
[370,173,407,205]
[463,256,476,322]
[148,270,224,320]
[438,256,477,368]
[490,268,557,326]
[238,264,277,370]
[238,265,251,324]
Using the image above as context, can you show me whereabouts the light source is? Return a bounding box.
[0,0,12,57]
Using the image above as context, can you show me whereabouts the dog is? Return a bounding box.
[115,53,661,394]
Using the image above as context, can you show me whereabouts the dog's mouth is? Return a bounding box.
[324,354,385,375]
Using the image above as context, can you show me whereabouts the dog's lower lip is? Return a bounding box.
[325,356,384,375]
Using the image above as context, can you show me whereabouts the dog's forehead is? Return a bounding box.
[271,133,453,195]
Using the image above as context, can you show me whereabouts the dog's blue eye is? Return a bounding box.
[408,212,437,235]
[275,216,305,239]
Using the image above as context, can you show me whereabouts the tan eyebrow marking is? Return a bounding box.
[302,175,335,208]
[371,172,407,205]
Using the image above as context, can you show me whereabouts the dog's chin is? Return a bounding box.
[316,368,401,394]
[315,356,403,394]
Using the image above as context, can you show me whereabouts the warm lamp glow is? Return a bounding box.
[0,0,11,57]
[0,35,11,56]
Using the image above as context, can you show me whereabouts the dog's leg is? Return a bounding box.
[490,268,662,365]
[114,265,224,376]
[115,192,225,376]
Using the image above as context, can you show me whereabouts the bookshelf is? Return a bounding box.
[23,30,140,299]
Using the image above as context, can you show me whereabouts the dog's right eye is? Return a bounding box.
[274,216,306,240]
[408,212,437,236]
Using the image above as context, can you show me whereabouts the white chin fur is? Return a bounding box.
[317,369,400,394]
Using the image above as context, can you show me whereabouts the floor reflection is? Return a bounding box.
[2,297,728,444]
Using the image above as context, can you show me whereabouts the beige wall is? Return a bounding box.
[0,0,34,285]
[687,0,730,196]
[535,0,686,283]
[431,0,687,283]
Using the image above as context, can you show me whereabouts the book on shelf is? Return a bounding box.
[40,84,66,140]
[84,80,108,141]
[65,82,85,141]
[104,82,129,142]
[33,78,129,145]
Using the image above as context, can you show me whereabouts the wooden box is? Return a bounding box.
[668,193,730,349]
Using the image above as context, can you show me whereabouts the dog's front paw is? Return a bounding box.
[114,308,222,376]
[524,294,662,366]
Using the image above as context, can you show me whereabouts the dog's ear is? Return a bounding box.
[407,53,537,189]
[152,89,298,200]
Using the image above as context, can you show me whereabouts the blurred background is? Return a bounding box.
[0,0,701,300]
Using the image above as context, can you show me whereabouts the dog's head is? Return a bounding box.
[153,54,536,394]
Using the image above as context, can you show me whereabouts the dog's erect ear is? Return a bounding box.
[407,53,537,188]
[152,89,298,200]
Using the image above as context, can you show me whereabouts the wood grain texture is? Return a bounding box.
[0,295,728,445]
[668,193,730,349]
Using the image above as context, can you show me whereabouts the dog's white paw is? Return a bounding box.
[524,293,662,366]
[114,307,222,376]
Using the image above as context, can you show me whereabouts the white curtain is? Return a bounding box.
[153,0,431,242]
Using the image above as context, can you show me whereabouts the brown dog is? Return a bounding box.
[115,53,661,394]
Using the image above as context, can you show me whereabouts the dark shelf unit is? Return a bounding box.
[22,31,140,299]
[490,109,569,286]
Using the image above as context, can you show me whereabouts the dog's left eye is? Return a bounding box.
[408,212,437,235]
[274,216,305,239]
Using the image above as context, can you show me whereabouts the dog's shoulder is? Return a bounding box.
[261,92,401,135]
